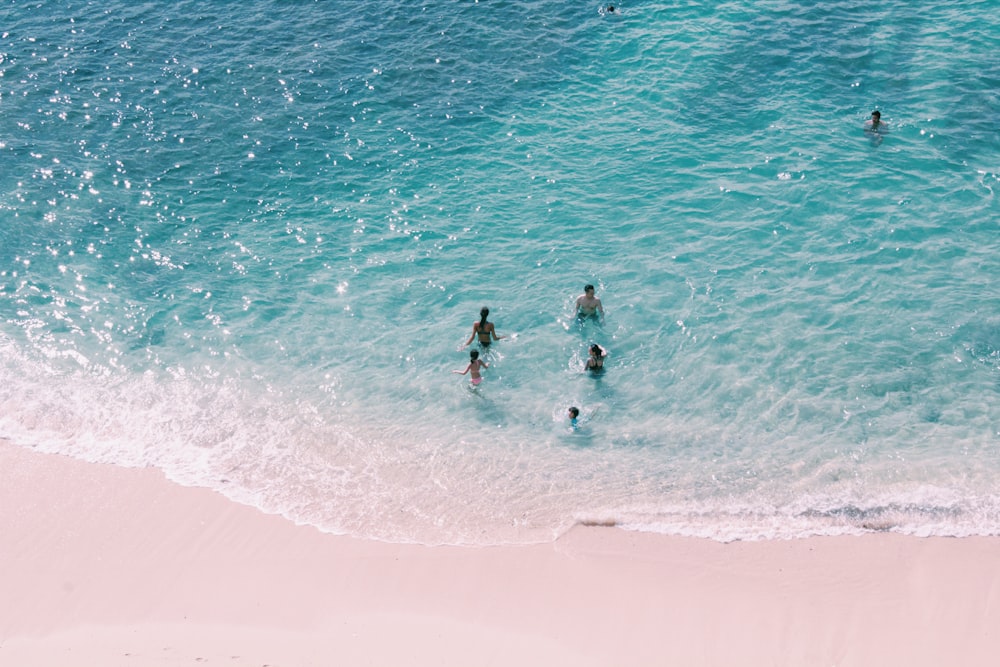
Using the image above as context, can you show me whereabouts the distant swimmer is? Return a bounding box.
[575,284,605,323]
[586,343,607,372]
[454,349,488,386]
[464,307,506,348]
[864,110,887,143]
[865,110,885,132]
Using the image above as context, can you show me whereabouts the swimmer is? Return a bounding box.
[586,343,607,372]
[568,406,580,430]
[575,284,604,323]
[864,110,884,132]
[453,349,488,386]
[464,307,506,348]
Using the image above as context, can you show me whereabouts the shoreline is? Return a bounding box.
[2,440,998,666]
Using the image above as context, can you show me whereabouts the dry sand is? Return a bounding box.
[2,439,998,666]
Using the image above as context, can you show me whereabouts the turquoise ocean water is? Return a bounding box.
[2,1,999,545]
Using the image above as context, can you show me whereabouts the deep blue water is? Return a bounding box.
[2,0,999,544]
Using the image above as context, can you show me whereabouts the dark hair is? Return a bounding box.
[478,307,490,331]
[569,407,580,418]
[871,110,880,118]
[470,349,479,361]
[584,284,595,292]
[590,344,604,357]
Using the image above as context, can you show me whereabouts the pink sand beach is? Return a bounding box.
[2,439,998,666]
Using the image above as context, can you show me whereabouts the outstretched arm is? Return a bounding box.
[464,324,478,347]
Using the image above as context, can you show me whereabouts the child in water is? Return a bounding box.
[454,349,488,386]
[567,405,600,431]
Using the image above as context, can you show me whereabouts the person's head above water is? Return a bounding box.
[469,349,479,361]
[584,284,595,294]
[479,307,490,327]
[590,343,604,357]
[568,407,580,419]
[870,110,881,125]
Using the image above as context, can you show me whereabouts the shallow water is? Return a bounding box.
[2,0,999,544]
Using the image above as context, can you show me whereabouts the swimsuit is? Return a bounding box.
[471,376,483,386]
[477,323,492,346]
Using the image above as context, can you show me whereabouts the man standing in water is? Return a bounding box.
[575,284,604,323]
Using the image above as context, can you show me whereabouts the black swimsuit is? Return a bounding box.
[477,323,492,346]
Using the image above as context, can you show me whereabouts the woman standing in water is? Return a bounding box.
[464,307,506,348]
[586,343,607,372]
